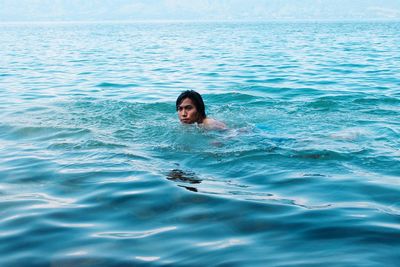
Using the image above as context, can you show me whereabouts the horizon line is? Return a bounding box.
[2,18,400,24]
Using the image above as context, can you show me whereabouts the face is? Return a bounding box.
[177,98,200,124]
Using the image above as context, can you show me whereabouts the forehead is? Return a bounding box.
[179,98,195,106]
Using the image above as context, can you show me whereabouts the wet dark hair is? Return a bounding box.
[176,90,206,119]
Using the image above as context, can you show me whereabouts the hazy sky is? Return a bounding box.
[1,0,400,22]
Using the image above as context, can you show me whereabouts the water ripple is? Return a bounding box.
[95,226,177,239]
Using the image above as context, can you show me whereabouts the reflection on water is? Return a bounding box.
[167,169,201,192]
[166,169,201,184]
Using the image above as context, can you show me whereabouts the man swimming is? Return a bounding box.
[176,90,227,130]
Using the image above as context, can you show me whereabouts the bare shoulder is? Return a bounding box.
[200,118,227,130]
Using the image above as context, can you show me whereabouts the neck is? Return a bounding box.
[197,116,206,124]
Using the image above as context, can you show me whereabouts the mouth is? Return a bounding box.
[180,119,191,124]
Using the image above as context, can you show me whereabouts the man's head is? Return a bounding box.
[176,90,206,124]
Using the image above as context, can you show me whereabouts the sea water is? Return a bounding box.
[0,21,399,266]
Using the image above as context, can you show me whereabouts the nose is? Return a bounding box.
[181,109,187,117]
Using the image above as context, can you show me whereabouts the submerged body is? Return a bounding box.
[176,91,227,131]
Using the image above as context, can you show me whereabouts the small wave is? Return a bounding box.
[206,92,261,103]
[289,148,369,160]
[0,193,76,211]
[246,77,286,83]
[305,99,340,110]
[196,238,248,249]
[328,68,354,74]
[69,139,128,150]
[96,82,139,88]
[199,72,219,77]
[3,125,91,141]
[94,226,177,239]
[353,96,400,105]
[337,63,372,68]
[330,128,369,141]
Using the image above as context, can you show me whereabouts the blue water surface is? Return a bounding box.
[1,21,400,266]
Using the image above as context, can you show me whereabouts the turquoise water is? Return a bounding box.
[1,21,400,266]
